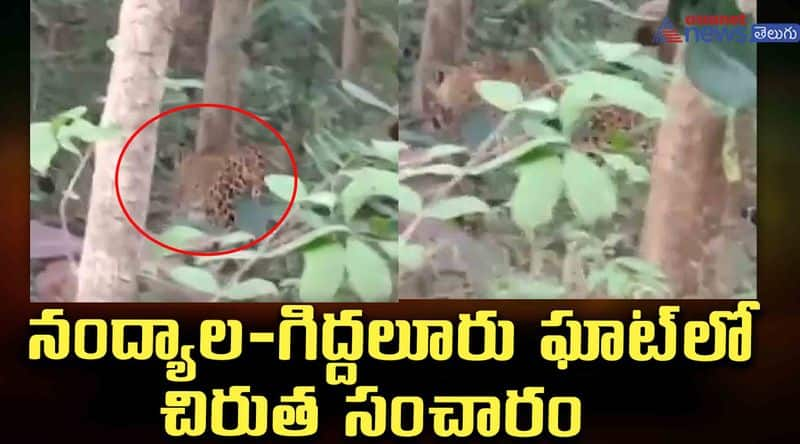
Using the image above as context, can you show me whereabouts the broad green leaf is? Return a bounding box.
[423,196,490,220]
[30,122,59,175]
[470,135,568,175]
[685,37,756,109]
[475,80,524,111]
[559,82,595,136]
[57,120,120,154]
[299,240,345,302]
[377,241,398,259]
[595,41,642,63]
[563,150,617,225]
[301,191,337,209]
[569,71,666,119]
[620,54,675,81]
[426,144,468,159]
[266,174,307,201]
[340,80,397,115]
[399,164,464,180]
[399,240,425,270]
[56,106,88,121]
[222,278,278,299]
[606,265,629,298]
[157,225,205,250]
[398,184,422,214]
[510,153,564,230]
[370,139,402,164]
[169,266,219,294]
[601,153,650,183]
[345,238,393,301]
[340,168,398,221]
[512,97,558,114]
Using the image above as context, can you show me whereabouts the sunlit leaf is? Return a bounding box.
[510,153,564,230]
[299,240,345,302]
[423,196,490,220]
[563,150,617,225]
[475,80,524,111]
[345,238,393,301]
[169,266,219,294]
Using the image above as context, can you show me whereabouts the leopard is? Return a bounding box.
[425,53,654,155]
[175,144,267,229]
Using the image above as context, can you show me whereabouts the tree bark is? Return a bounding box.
[194,0,252,154]
[411,0,473,115]
[341,0,363,79]
[76,0,178,301]
[639,45,729,298]
[171,0,214,75]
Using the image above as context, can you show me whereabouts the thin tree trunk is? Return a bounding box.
[639,45,729,298]
[76,0,178,301]
[411,0,473,115]
[171,0,214,75]
[341,0,363,79]
[195,0,252,154]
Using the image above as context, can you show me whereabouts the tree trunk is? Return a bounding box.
[76,0,178,302]
[171,0,214,75]
[341,0,363,79]
[411,0,473,115]
[639,45,729,298]
[195,0,252,154]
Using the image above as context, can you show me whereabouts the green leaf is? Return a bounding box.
[57,120,120,155]
[340,168,398,221]
[619,54,675,81]
[399,240,425,270]
[169,266,219,294]
[606,265,630,298]
[266,174,307,200]
[377,241,398,259]
[512,97,559,114]
[426,144,468,159]
[684,36,756,109]
[345,238,393,301]
[567,71,666,119]
[369,139,402,164]
[423,196,490,220]
[30,122,59,175]
[340,80,397,115]
[57,106,88,121]
[398,184,422,214]
[595,41,642,63]
[559,82,595,136]
[563,150,617,225]
[221,278,278,300]
[469,136,568,175]
[301,191,337,209]
[474,80,524,111]
[399,163,464,180]
[299,240,346,302]
[510,153,564,230]
[157,225,205,250]
[601,153,650,183]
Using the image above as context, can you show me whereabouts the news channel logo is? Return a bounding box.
[653,18,800,44]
